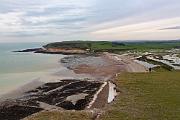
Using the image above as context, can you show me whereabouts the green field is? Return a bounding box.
[27,71,180,120]
[44,41,180,52]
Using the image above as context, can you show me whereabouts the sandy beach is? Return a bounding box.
[104,53,148,73]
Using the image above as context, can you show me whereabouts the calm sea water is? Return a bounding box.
[0,43,63,95]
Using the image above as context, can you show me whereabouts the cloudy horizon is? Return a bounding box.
[0,0,180,42]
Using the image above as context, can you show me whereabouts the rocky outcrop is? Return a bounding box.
[14,48,88,55]
[35,48,87,55]
[0,79,103,120]
[13,48,42,52]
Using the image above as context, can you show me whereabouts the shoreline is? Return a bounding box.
[0,62,95,101]
[0,52,149,120]
[1,52,148,101]
[0,67,64,99]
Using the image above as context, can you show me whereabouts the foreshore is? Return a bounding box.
[0,52,148,120]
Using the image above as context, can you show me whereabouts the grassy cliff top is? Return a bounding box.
[43,40,180,52]
[99,71,180,120]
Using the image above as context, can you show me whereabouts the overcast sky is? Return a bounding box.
[0,0,180,42]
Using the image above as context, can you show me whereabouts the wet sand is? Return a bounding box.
[61,54,127,81]
[105,53,148,72]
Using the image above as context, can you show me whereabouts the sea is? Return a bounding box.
[0,43,64,96]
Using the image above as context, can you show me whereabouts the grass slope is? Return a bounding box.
[25,111,93,120]
[26,71,180,120]
[100,71,180,120]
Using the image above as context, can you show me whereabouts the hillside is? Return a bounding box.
[43,41,180,52]
[26,71,180,120]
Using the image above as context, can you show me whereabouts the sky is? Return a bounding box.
[0,0,180,42]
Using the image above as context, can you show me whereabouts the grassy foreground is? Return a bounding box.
[100,71,180,120]
[25,111,93,120]
[26,71,180,120]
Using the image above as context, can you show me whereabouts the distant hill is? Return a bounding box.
[43,40,180,52]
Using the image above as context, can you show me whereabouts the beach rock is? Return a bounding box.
[61,55,108,70]
[0,79,103,120]
[13,48,42,52]
[0,101,43,120]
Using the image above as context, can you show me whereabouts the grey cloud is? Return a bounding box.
[0,0,91,38]
[91,0,180,24]
[0,0,180,41]
[0,31,50,37]
[160,26,180,30]
[25,5,86,17]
